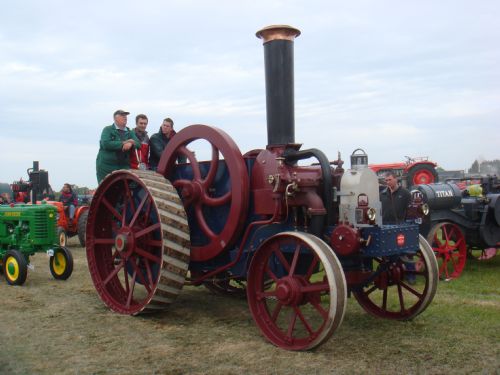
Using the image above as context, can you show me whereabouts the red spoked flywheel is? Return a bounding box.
[157,125,249,262]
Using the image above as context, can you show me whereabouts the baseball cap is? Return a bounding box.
[114,109,130,116]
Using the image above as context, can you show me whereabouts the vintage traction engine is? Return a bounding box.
[86,25,438,350]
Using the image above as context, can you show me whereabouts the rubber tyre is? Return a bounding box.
[49,246,73,280]
[77,210,89,247]
[57,227,68,247]
[407,164,438,186]
[3,250,28,285]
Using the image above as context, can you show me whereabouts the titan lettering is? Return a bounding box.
[436,190,453,198]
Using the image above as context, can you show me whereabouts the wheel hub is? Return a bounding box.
[181,181,203,202]
[115,230,135,258]
[275,276,304,306]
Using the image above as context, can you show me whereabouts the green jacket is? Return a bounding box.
[96,124,141,183]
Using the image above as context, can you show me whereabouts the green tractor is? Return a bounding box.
[0,201,73,285]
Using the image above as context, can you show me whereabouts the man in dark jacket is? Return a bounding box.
[149,117,185,171]
[380,171,411,224]
[96,109,141,183]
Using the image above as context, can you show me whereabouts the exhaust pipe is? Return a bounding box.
[256,25,300,147]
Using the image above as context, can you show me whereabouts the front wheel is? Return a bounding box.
[353,235,438,320]
[3,250,28,285]
[247,231,347,351]
[49,247,73,280]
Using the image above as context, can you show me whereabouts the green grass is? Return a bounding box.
[0,245,498,374]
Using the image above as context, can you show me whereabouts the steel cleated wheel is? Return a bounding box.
[3,249,28,285]
[427,222,467,280]
[247,232,347,350]
[86,170,191,315]
[353,235,438,320]
[49,246,74,280]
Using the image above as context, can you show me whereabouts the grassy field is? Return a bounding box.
[0,238,498,375]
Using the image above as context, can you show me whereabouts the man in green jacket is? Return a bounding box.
[96,109,141,184]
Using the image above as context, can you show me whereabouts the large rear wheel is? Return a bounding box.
[247,232,347,350]
[77,210,89,247]
[86,170,190,315]
[3,250,28,286]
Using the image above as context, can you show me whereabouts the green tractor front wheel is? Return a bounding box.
[49,247,73,280]
[3,250,28,285]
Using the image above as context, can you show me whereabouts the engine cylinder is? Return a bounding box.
[417,183,462,210]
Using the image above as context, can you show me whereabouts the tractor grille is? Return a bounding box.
[31,207,56,244]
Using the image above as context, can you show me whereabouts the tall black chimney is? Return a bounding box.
[256,25,301,146]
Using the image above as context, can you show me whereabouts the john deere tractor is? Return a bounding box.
[0,201,73,285]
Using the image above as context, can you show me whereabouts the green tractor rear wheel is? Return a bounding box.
[3,250,28,285]
[49,247,73,280]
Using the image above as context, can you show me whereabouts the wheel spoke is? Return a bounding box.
[305,255,319,280]
[94,238,115,245]
[311,300,329,320]
[203,191,231,206]
[382,287,388,310]
[145,239,163,247]
[397,283,405,312]
[144,258,154,287]
[123,180,136,222]
[134,246,162,264]
[179,146,202,180]
[289,243,301,276]
[135,222,161,239]
[202,145,220,187]
[272,243,291,274]
[129,257,152,293]
[194,204,216,239]
[103,260,124,286]
[102,197,123,222]
[300,281,329,294]
[126,270,137,308]
[401,282,423,298]
[129,192,149,228]
[286,309,298,339]
[271,302,284,322]
[294,306,315,335]
[264,265,280,283]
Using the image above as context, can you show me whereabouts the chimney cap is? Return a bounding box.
[256,25,301,43]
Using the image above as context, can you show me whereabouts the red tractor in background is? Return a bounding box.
[49,201,88,247]
[369,156,439,188]
[10,161,89,247]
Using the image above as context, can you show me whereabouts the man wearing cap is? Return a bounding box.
[96,110,141,184]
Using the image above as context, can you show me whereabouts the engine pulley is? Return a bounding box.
[330,223,361,256]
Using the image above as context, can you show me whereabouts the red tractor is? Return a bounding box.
[369,157,439,188]
[48,201,89,247]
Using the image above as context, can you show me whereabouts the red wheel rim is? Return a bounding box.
[353,236,438,320]
[412,169,435,185]
[247,232,346,350]
[428,222,467,280]
[157,125,249,262]
[86,170,190,315]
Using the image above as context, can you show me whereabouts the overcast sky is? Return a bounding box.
[1,0,499,189]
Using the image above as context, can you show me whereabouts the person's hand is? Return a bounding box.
[122,142,133,151]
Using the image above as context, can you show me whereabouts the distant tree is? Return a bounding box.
[469,160,479,174]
